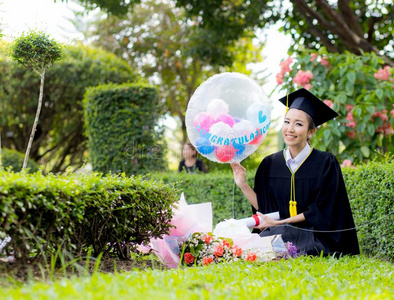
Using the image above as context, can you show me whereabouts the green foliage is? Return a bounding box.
[2,256,394,297]
[11,31,62,74]
[174,0,393,64]
[0,43,137,172]
[1,148,39,173]
[0,170,177,261]
[74,0,139,15]
[85,0,264,144]
[278,49,394,163]
[83,83,166,175]
[342,160,394,261]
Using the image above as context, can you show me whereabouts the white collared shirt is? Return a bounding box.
[285,143,312,173]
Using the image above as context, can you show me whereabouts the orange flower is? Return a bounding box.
[245,252,257,262]
[232,245,243,257]
[214,245,224,257]
[222,239,231,248]
[204,234,212,244]
[202,257,214,265]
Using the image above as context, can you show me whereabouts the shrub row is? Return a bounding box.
[0,171,177,261]
[343,160,394,261]
[150,160,394,261]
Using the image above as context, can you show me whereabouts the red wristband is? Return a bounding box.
[252,214,260,226]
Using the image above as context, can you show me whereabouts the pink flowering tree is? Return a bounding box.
[276,49,394,163]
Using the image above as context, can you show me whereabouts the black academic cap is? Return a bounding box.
[278,88,338,126]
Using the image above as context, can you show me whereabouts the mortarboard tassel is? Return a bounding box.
[285,94,289,115]
[289,173,297,217]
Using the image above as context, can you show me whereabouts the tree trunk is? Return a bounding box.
[180,117,187,145]
[23,70,45,170]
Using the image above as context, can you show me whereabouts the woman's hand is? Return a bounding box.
[254,212,281,230]
[231,162,258,210]
[231,162,247,188]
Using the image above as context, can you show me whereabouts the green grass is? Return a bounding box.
[2,255,393,299]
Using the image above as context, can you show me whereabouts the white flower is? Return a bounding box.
[213,218,251,238]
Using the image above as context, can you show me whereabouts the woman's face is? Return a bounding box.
[282,108,313,149]
[182,144,196,159]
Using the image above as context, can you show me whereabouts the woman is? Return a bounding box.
[231,88,359,256]
[178,142,208,173]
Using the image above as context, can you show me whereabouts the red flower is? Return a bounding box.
[222,239,231,248]
[320,57,331,68]
[310,53,318,63]
[276,72,284,85]
[232,245,243,257]
[280,57,293,73]
[374,66,392,81]
[184,253,195,265]
[204,235,212,244]
[372,110,388,122]
[323,100,334,109]
[202,257,214,265]
[346,131,356,139]
[245,252,257,262]
[341,159,353,167]
[293,70,313,89]
[214,245,224,257]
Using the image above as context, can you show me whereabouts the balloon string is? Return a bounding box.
[232,180,236,219]
[261,209,394,233]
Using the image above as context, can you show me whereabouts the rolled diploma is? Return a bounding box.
[239,211,280,228]
[265,211,280,220]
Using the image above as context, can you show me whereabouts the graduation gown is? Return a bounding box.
[254,149,360,256]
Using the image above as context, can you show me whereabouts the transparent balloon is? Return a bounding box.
[186,72,271,163]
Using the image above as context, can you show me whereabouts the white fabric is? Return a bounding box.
[285,143,311,173]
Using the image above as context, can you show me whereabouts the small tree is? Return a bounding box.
[11,31,62,170]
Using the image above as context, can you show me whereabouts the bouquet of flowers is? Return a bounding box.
[178,232,301,267]
[150,193,304,268]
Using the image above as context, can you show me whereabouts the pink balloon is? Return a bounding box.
[215,114,235,127]
[215,145,235,162]
[249,129,265,145]
[193,112,215,131]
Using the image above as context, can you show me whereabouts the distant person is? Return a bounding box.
[178,142,208,173]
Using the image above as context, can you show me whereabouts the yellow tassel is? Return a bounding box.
[289,200,297,217]
[285,94,289,115]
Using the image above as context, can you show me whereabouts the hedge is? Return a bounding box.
[0,170,177,261]
[83,83,166,176]
[1,148,39,173]
[150,160,394,261]
[343,161,394,261]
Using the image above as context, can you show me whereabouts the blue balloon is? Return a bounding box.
[233,142,245,157]
[196,137,215,155]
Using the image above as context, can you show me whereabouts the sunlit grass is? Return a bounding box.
[2,255,393,299]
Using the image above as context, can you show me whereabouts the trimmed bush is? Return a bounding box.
[83,83,166,176]
[1,148,39,173]
[342,161,394,261]
[0,171,177,261]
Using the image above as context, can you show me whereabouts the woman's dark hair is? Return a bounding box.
[305,113,316,144]
[184,142,197,158]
